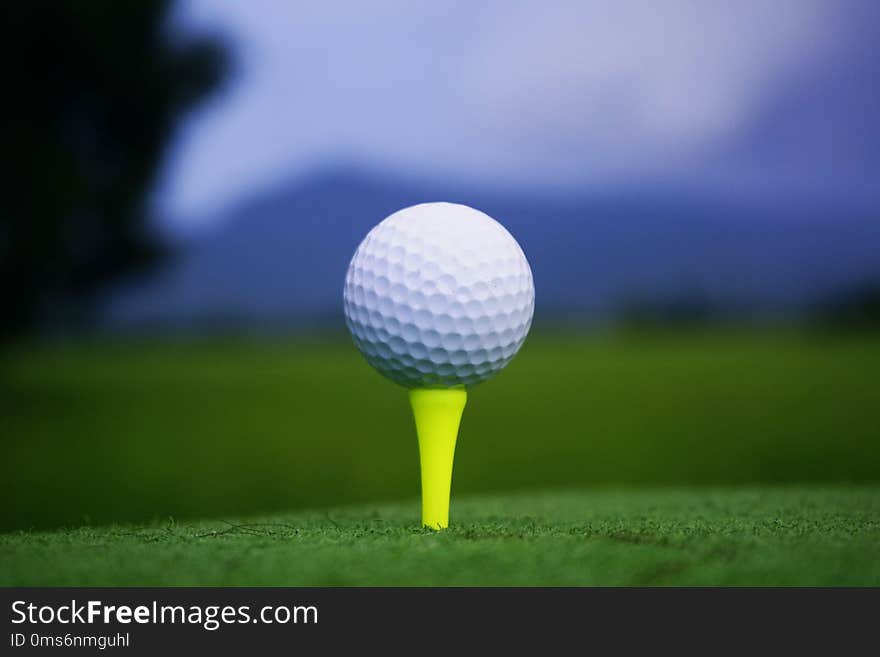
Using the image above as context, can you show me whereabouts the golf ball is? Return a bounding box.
[344,202,534,388]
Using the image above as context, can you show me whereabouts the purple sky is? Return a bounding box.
[155,1,879,228]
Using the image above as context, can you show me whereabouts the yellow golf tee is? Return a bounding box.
[409,387,467,530]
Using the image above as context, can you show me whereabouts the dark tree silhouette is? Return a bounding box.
[813,283,880,331]
[2,1,226,335]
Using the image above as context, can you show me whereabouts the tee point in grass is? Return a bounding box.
[409,387,467,529]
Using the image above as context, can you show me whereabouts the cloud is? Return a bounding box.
[157,0,858,223]
[468,1,840,175]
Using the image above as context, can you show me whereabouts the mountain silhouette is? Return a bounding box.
[105,168,880,330]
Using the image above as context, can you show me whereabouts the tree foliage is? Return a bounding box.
[2,1,226,334]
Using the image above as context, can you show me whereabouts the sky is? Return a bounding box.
[156,0,879,227]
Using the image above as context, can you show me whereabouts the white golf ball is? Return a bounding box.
[344,202,534,388]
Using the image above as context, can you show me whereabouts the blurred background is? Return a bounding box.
[2,1,879,531]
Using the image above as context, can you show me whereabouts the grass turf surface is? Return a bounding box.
[3,331,880,531]
[2,487,878,586]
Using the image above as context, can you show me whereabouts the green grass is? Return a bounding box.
[1,487,878,586]
[2,330,880,531]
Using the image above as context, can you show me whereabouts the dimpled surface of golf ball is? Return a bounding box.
[344,202,534,388]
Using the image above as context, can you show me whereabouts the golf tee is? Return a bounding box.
[409,387,467,530]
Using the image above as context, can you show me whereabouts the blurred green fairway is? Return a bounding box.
[1,487,878,585]
[2,331,879,534]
